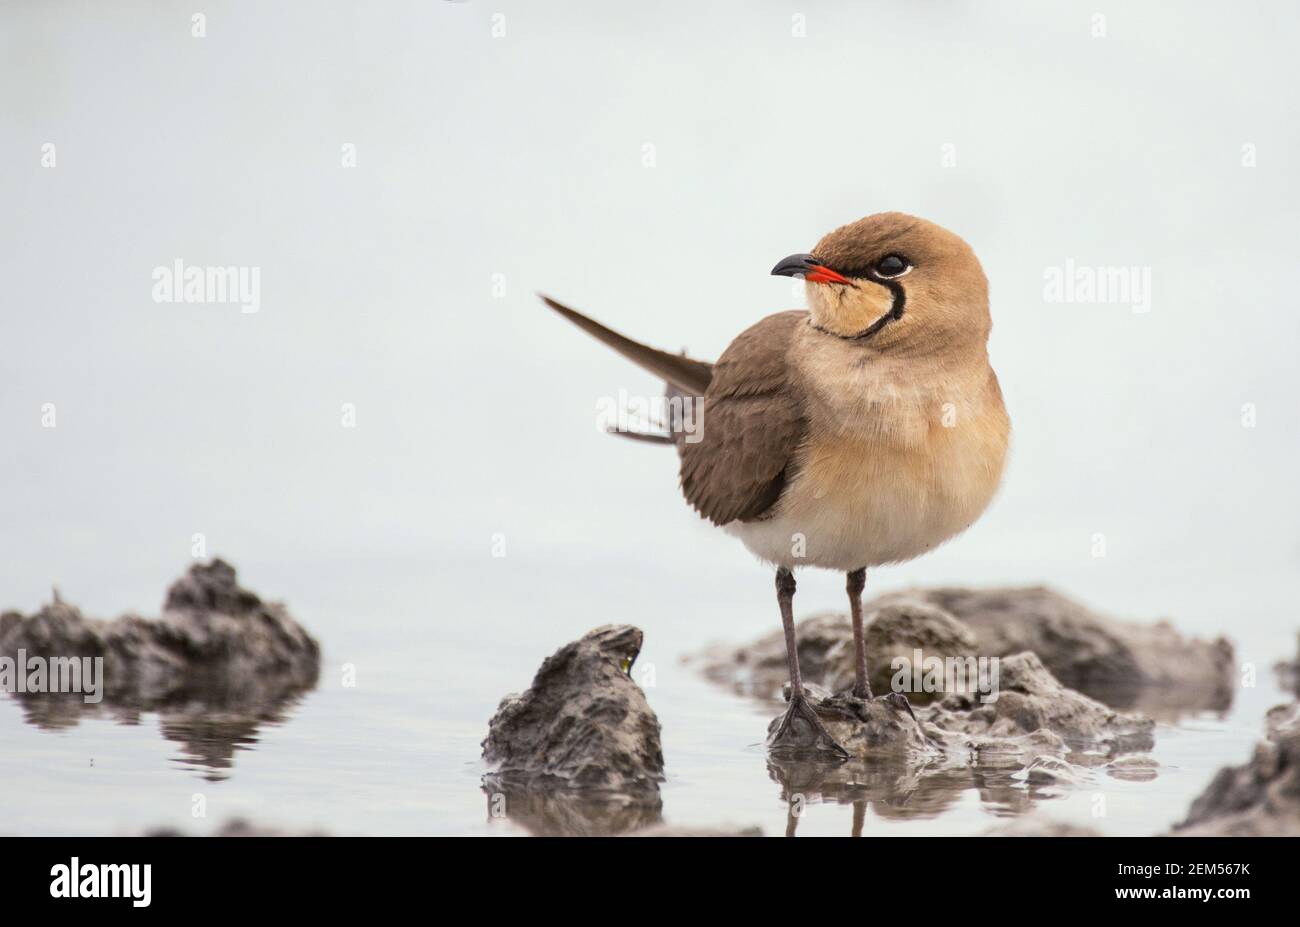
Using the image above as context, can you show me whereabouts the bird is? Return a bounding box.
[540,211,1009,757]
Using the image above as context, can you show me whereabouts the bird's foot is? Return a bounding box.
[850,680,873,701]
[768,692,850,759]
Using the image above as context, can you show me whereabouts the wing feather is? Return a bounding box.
[540,295,713,395]
[679,311,807,525]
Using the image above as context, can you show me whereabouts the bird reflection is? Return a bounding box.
[767,746,1099,836]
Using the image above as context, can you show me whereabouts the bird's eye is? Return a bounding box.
[874,254,911,279]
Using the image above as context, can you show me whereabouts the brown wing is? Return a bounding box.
[679,311,808,525]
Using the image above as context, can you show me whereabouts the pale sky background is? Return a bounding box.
[2,0,1298,659]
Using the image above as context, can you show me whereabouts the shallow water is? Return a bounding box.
[1,555,1290,836]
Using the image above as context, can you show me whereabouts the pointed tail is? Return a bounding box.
[539,295,713,395]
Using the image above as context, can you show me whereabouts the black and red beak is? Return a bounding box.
[770,253,852,285]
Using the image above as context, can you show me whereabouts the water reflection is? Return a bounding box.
[482,780,663,836]
[766,747,1103,835]
[4,678,317,781]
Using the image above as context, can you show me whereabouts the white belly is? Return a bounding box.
[725,413,1008,571]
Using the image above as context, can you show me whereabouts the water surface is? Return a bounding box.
[1,556,1288,836]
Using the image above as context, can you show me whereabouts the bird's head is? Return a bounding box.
[772,212,990,357]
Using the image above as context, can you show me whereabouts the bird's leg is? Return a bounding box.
[779,567,805,698]
[784,801,800,838]
[847,567,873,700]
[768,567,849,758]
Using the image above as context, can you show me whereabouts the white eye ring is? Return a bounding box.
[873,259,912,280]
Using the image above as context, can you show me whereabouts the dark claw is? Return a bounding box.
[768,693,850,759]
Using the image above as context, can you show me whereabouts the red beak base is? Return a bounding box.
[804,265,851,285]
